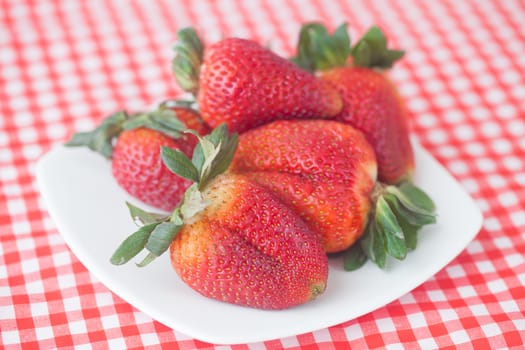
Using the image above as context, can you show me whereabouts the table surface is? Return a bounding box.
[1,0,524,348]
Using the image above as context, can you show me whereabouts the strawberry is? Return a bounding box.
[66,102,209,211]
[292,23,414,184]
[171,28,343,133]
[230,120,377,253]
[170,172,328,309]
[110,125,328,309]
[228,120,435,270]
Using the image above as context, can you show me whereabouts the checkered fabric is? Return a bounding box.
[1,0,524,348]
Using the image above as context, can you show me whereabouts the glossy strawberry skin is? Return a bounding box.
[320,67,414,184]
[170,173,328,310]
[112,108,208,211]
[198,38,343,133]
[230,120,377,253]
[112,128,191,211]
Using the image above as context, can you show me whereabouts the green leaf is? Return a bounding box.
[343,243,368,271]
[385,190,435,226]
[396,209,420,250]
[384,49,405,64]
[66,131,95,147]
[178,27,204,60]
[292,22,351,71]
[359,224,373,259]
[110,222,159,265]
[121,113,150,130]
[290,52,314,72]
[111,203,182,267]
[207,123,228,146]
[198,137,217,161]
[122,108,188,140]
[172,56,196,93]
[350,41,372,67]
[65,111,127,158]
[372,223,386,268]
[126,202,167,225]
[200,133,238,189]
[291,23,324,71]
[351,25,405,69]
[399,182,436,212]
[161,146,200,182]
[144,221,181,257]
[175,124,240,189]
[383,193,421,241]
[376,196,407,260]
[331,23,352,64]
[91,129,115,158]
[199,140,223,183]
[360,221,386,268]
[147,123,182,140]
[172,27,204,95]
[136,252,158,268]
[363,26,386,48]
[385,186,436,220]
[151,109,187,132]
[191,142,205,174]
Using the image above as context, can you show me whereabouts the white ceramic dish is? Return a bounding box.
[36,141,483,344]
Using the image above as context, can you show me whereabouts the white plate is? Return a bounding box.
[36,141,482,344]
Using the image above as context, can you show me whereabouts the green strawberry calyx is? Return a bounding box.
[292,22,405,71]
[343,181,437,271]
[110,124,238,267]
[291,23,351,72]
[172,27,204,96]
[352,26,405,69]
[65,102,197,158]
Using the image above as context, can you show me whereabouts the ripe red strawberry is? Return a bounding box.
[66,103,209,211]
[292,23,414,184]
[170,173,328,309]
[172,28,343,133]
[230,120,435,269]
[110,127,191,211]
[230,120,377,253]
[110,125,328,309]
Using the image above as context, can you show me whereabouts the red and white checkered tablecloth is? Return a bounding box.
[1,0,524,348]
